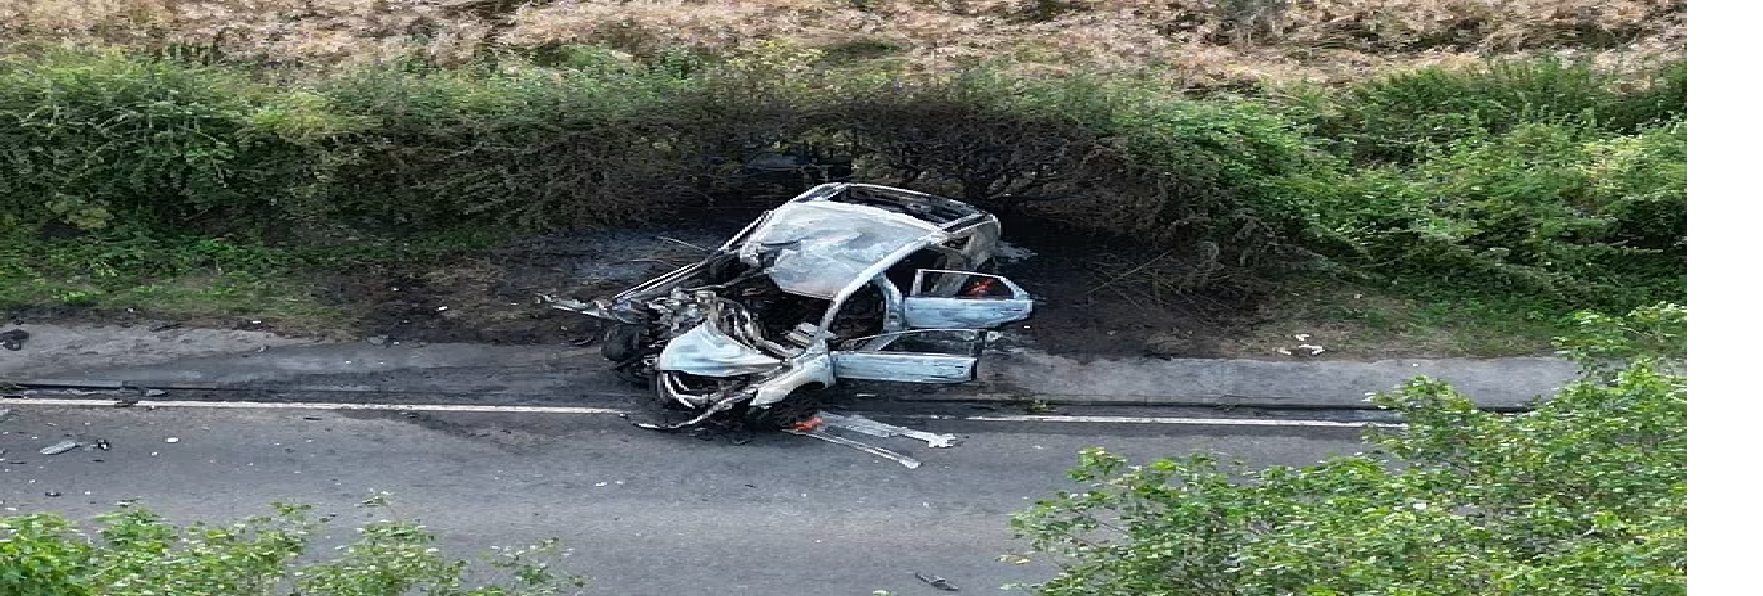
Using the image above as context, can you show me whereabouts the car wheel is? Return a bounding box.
[600,323,648,363]
[613,355,657,387]
[650,372,698,411]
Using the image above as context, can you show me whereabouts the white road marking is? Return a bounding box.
[0,397,1405,428]
[2,398,630,415]
[897,413,1407,429]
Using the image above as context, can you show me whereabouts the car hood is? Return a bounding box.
[736,201,947,299]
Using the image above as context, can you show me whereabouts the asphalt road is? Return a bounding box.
[0,403,1370,595]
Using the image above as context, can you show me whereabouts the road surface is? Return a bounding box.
[0,401,1370,595]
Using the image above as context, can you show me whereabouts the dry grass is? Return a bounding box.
[0,0,1684,85]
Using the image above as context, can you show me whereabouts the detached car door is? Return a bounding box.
[901,270,1033,329]
[831,329,983,383]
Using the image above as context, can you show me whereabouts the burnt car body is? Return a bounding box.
[550,183,1033,429]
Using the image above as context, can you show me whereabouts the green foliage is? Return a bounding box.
[0,51,350,233]
[1013,304,1687,595]
[1556,302,1686,373]
[0,498,584,596]
[1290,120,1685,311]
[1314,58,1687,163]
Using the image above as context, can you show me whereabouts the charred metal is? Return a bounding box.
[547,183,1034,430]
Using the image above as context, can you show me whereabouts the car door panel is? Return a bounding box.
[831,329,983,383]
[831,352,976,383]
[902,270,1034,329]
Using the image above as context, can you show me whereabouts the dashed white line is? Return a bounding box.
[0,398,1405,428]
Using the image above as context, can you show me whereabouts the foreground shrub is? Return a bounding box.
[1012,303,1686,595]
[0,498,584,596]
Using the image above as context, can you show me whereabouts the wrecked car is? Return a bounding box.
[548,183,1033,430]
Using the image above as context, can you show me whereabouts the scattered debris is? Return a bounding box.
[549,183,1034,432]
[1275,333,1327,357]
[0,408,12,423]
[913,572,960,591]
[114,399,138,408]
[656,235,710,252]
[1275,344,1326,357]
[40,440,81,455]
[785,427,922,469]
[0,328,28,351]
[164,437,180,443]
[44,491,61,497]
[820,412,959,448]
[142,388,168,398]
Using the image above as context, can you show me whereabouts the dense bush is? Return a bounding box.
[1012,303,1687,595]
[1290,120,1685,310]
[0,498,584,596]
[1310,58,1687,163]
[0,51,346,233]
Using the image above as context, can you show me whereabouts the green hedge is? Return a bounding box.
[0,49,1687,309]
[0,51,341,233]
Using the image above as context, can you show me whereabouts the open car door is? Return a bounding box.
[831,329,983,383]
[901,270,1033,329]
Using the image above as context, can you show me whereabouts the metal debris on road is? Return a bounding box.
[143,388,168,398]
[40,440,81,455]
[94,440,111,451]
[785,428,922,469]
[656,235,710,252]
[114,399,138,408]
[820,412,959,448]
[913,572,960,591]
[164,437,180,443]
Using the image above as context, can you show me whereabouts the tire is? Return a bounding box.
[601,323,648,363]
